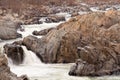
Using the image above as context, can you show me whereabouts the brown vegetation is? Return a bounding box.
[0,0,77,10]
[0,0,78,19]
[82,0,120,5]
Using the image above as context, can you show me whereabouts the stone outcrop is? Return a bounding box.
[22,10,120,76]
[23,11,120,63]
[0,19,22,40]
[0,54,29,80]
[4,44,24,65]
[68,10,120,76]
[22,36,44,62]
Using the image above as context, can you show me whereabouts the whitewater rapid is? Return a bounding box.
[0,12,120,80]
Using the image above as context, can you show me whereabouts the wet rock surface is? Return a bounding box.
[22,36,44,62]
[23,10,120,76]
[69,59,120,76]
[4,44,24,65]
[0,54,29,80]
[1,0,120,78]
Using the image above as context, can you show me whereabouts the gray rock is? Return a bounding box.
[0,19,22,40]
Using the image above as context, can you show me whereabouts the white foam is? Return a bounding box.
[17,22,63,38]
[22,46,41,65]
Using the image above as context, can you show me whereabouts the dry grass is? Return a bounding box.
[0,0,77,13]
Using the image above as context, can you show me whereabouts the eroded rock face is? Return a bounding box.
[0,54,28,80]
[68,10,120,76]
[23,10,120,69]
[4,44,24,65]
[0,19,22,40]
[22,36,44,62]
[23,26,81,63]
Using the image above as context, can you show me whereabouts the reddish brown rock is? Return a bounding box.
[23,10,120,74]
[68,10,120,76]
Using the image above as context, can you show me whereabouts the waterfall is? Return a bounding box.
[0,39,41,65]
[6,46,41,66]
[1,21,64,66]
[22,46,41,65]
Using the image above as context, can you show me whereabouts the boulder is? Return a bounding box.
[23,28,80,63]
[32,27,56,36]
[0,19,22,40]
[69,59,120,76]
[22,36,44,62]
[68,10,120,76]
[4,44,24,65]
[23,10,120,70]
[0,54,29,80]
[69,59,95,76]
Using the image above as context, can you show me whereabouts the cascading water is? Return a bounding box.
[0,12,120,80]
[22,46,41,65]
[17,22,63,38]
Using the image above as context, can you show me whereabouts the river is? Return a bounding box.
[0,12,120,80]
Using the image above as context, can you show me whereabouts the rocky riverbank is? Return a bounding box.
[4,10,120,77]
[0,0,120,79]
[68,10,120,76]
[1,0,120,26]
[0,54,29,80]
